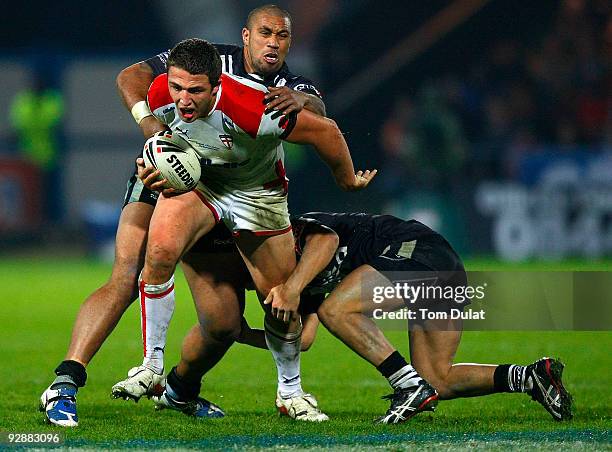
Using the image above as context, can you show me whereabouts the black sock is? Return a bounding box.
[54,360,87,388]
[166,367,201,400]
[377,351,408,378]
[494,364,528,393]
[377,351,421,389]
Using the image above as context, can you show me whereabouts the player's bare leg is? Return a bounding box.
[137,193,225,418]
[316,264,438,423]
[409,318,573,420]
[66,203,152,366]
[143,192,217,284]
[139,191,216,365]
[112,192,217,402]
[317,265,397,365]
[41,202,153,426]
[146,251,245,419]
[408,318,496,398]
[236,231,328,421]
[175,251,247,380]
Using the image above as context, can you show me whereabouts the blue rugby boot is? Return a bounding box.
[39,384,78,427]
[152,385,224,419]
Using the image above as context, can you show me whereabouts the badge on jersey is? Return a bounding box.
[219,134,233,149]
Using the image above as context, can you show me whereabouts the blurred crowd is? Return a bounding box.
[379,0,611,196]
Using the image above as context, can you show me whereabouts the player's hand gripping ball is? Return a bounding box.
[142,131,201,192]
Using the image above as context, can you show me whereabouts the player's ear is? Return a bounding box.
[212,82,220,96]
[241,28,249,46]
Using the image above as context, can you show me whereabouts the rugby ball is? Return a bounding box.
[142,131,201,192]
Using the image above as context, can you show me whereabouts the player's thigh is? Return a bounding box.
[408,319,462,381]
[181,251,247,339]
[319,265,406,320]
[235,231,296,294]
[109,202,154,284]
[148,192,216,257]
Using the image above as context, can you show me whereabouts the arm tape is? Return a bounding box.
[131,100,153,124]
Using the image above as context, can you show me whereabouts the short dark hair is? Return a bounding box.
[246,4,292,32]
[167,38,222,86]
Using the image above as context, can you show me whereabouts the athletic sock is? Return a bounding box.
[493,364,532,393]
[265,318,303,398]
[139,273,175,374]
[377,351,421,390]
[53,360,87,388]
[166,366,201,401]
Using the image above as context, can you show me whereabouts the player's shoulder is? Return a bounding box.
[217,73,267,115]
[292,213,338,254]
[300,211,380,231]
[221,73,268,94]
[216,74,269,138]
[213,43,242,57]
[276,67,323,98]
[299,211,354,223]
[292,213,338,234]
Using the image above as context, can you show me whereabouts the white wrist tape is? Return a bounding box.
[131,100,153,124]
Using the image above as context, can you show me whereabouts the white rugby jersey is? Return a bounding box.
[147,72,295,192]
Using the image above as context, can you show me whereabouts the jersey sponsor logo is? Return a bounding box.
[157,106,176,125]
[379,241,417,260]
[213,238,234,246]
[188,139,222,152]
[293,83,322,98]
[219,134,233,149]
[175,126,190,138]
[311,245,347,291]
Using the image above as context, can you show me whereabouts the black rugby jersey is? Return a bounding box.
[144,44,322,98]
[292,212,442,294]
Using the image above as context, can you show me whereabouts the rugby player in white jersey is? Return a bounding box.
[39,5,338,427]
[120,38,374,420]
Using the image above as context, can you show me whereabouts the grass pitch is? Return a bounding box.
[0,257,610,449]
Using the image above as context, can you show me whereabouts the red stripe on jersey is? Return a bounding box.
[217,74,266,139]
[147,74,173,111]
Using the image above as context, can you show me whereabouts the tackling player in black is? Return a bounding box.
[157,212,573,423]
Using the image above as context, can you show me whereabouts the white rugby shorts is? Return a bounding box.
[194,180,291,236]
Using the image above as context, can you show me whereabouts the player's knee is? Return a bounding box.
[317,300,343,330]
[200,317,241,343]
[209,324,241,343]
[300,335,315,351]
[145,243,179,276]
[107,257,141,296]
[254,280,283,299]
